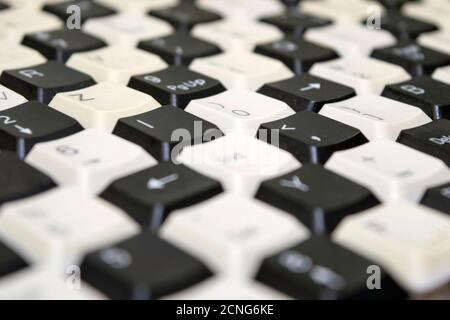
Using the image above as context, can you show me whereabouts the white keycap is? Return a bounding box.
[403,1,450,29]
[0,44,46,73]
[325,140,450,203]
[333,203,450,293]
[67,46,167,85]
[177,134,300,196]
[186,90,295,136]
[198,0,283,20]
[190,52,294,91]
[49,83,161,132]
[0,85,27,111]
[319,95,432,141]
[0,187,140,268]
[26,129,157,194]
[192,20,283,52]
[305,23,396,57]
[83,14,173,47]
[164,277,291,300]
[310,56,411,95]
[301,0,384,23]
[418,30,450,56]
[433,65,450,85]
[161,195,309,277]
[97,0,177,13]
[0,9,62,44]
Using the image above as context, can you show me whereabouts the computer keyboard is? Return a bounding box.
[0,0,449,301]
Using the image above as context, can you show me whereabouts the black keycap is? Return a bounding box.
[258,73,356,112]
[81,232,213,300]
[128,66,225,109]
[0,152,56,206]
[138,33,222,66]
[0,238,28,278]
[376,0,419,10]
[0,101,83,159]
[100,162,223,231]
[382,76,450,120]
[149,3,221,31]
[397,119,450,166]
[22,29,107,63]
[256,237,407,300]
[0,61,96,104]
[378,13,437,41]
[113,107,223,161]
[421,182,450,215]
[258,111,368,164]
[255,164,379,235]
[0,2,8,10]
[255,37,338,74]
[371,42,450,76]
[260,12,331,37]
[43,0,116,25]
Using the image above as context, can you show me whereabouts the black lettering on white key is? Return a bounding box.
[0,61,96,104]
[128,66,225,109]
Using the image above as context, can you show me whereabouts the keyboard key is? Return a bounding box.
[0,152,55,206]
[26,129,157,195]
[83,14,173,47]
[198,0,284,20]
[192,20,283,52]
[128,66,225,109]
[149,3,222,31]
[377,0,419,10]
[258,111,368,164]
[100,162,223,231]
[334,203,450,293]
[190,52,294,91]
[0,61,96,104]
[161,194,308,277]
[255,37,338,74]
[113,107,222,161]
[382,76,450,120]
[258,74,356,112]
[320,95,432,141]
[418,30,450,56]
[49,82,161,132]
[301,0,384,22]
[256,236,406,300]
[433,65,450,85]
[67,46,167,86]
[379,13,437,41]
[372,42,450,77]
[421,182,450,215]
[0,84,27,111]
[305,23,396,57]
[177,134,300,196]
[0,187,139,268]
[185,90,295,136]
[0,44,46,74]
[325,140,450,202]
[0,101,83,159]
[260,12,332,37]
[397,119,450,166]
[0,8,62,44]
[311,56,411,95]
[0,238,28,279]
[43,0,116,25]
[96,0,176,12]
[80,232,213,300]
[22,29,107,63]
[138,33,222,67]
[256,164,380,235]
[403,1,450,29]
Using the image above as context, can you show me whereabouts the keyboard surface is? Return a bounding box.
[0,0,449,300]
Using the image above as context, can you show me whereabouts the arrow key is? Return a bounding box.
[100,162,223,231]
[0,101,83,159]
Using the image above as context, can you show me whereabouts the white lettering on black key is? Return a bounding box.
[0,101,83,159]
[0,61,96,104]
[100,162,223,231]
[258,111,368,164]
[128,66,225,109]
[43,0,116,25]
[255,164,380,235]
[80,233,213,300]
